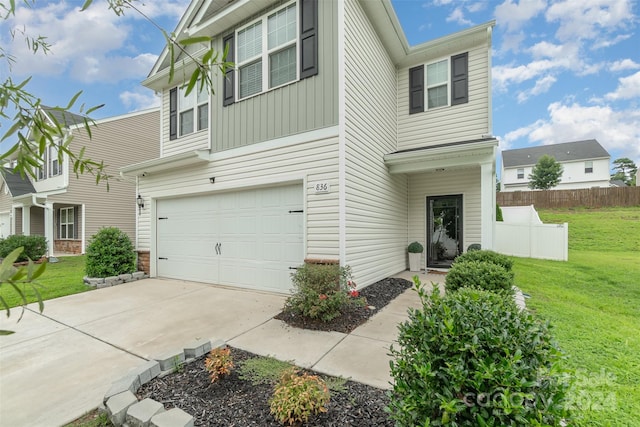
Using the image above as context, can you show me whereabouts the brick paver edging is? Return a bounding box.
[102,338,225,427]
[84,272,148,288]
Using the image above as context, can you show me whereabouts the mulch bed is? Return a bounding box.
[136,277,414,426]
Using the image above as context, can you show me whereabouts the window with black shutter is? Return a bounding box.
[409,65,424,114]
[451,52,468,105]
[169,88,177,140]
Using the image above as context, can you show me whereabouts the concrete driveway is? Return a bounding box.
[0,272,440,427]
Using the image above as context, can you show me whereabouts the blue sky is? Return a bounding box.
[1,0,639,170]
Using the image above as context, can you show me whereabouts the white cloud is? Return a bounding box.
[591,33,633,49]
[120,89,161,111]
[545,0,634,42]
[432,0,454,5]
[446,7,473,25]
[503,101,640,162]
[467,2,486,13]
[494,0,547,33]
[605,71,640,100]
[517,75,557,102]
[493,59,556,91]
[610,59,640,72]
[3,1,184,83]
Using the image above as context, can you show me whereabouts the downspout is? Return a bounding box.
[31,194,55,258]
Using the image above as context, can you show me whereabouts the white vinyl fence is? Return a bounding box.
[495,206,568,261]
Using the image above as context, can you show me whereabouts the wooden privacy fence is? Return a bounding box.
[497,186,640,208]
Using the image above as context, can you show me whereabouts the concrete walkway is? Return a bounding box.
[0,271,444,427]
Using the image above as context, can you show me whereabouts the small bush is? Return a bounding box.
[204,347,234,383]
[446,259,514,295]
[0,235,47,262]
[269,368,330,425]
[496,204,504,221]
[238,356,293,386]
[455,249,514,271]
[284,264,364,322]
[85,227,135,278]
[408,241,424,253]
[388,280,571,426]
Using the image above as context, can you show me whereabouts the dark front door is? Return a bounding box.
[427,195,463,268]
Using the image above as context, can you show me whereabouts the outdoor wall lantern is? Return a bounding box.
[136,194,145,214]
[209,177,215,183]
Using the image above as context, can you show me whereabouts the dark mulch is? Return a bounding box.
[136,277,414,426]
[274,277,413,333]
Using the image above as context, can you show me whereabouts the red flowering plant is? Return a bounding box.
[284,264,365,322]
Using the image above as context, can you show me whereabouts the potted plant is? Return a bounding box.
[408,241,423,272]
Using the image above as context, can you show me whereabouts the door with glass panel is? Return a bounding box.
[426,195,463,268]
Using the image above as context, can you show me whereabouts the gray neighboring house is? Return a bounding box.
[0,106,160,256]
[501,139,611,191]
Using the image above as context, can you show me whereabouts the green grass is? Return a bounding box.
[513,207,640,426]
[0,255,90,309]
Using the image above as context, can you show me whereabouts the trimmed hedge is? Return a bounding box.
[85,227,135,278]
[445,259,514,295]
[388,283,571,426]
[0,235,47,262]
[455,249,514,271]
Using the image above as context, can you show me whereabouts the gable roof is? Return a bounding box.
[2,170,36,197]
[502,140,610,168]
[41,106,87,128]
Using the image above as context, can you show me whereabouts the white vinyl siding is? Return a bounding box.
[397,45,490,150]
[408,168,482,268]
[344,0,408,287]
[137,132,340,263]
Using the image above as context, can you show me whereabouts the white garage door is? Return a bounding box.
[156,184,304,293]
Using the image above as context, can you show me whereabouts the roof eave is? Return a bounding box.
[120,150,210,177]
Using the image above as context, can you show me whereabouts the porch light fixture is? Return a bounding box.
[136,194,144,214]
[209,177,215,183]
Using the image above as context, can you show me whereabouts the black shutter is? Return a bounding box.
[223,33,235,106]
[169,88,177,140]
[300,0,318,79]
[451,52,468,105]
[409,65,424,114]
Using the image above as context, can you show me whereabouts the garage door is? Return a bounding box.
[156,184,304,293]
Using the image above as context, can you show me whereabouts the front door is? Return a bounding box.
[427,195,463,268]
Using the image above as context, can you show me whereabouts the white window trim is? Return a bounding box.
[178,83,209,137]
[517,168,525,179]
[59,207,75,240]
[425,56,450,110]
[585,161,593,174]
[49,141,62,177]
[235,0,299,101]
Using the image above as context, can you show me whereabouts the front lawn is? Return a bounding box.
[0,255,90,309]
[514,207,640,426]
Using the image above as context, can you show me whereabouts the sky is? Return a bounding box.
[1,0,639,173]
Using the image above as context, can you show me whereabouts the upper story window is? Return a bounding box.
[35,140,63,180]
[585,161,593,174]
[517,168,525,179]
[409,52,469,114]
[170,82,208,140]
[236,2,298,100]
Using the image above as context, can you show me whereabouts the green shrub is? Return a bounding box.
[446,259,514,295]
[284,263,364,322]
[269,368,330,425]
[496,204,504,222]
[85,227,135,278]
[0,235,47,262]
[238,356,293,386]
[455,249,514,271]
[408,241,424,253]
[388,280,571,426]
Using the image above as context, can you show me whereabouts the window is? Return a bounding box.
[236,2,297,100]
[49,141,62,177]
[426,59,449,109]
[408,52,468,114]
[177,84,208,137]
[517,168,524,179]
[36,152,47,181]
[59,207,75,240]
[585,161,593,174]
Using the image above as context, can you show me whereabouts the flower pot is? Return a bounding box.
[408,252,421,272]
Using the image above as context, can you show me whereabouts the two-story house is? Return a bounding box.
[0,107,160,256]
[501,139,611,192]
[121,0,498,292]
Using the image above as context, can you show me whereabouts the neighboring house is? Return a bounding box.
[609,179,627,188]
[501,139,611,192]
[0,107,160,256]
[121,0,498,293]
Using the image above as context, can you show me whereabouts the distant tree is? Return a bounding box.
[496,179,501,192]
[611,157,637,186]
[528,155,563,190]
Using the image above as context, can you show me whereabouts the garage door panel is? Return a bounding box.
[157,184,303,292]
